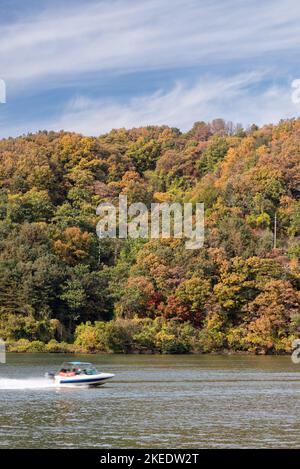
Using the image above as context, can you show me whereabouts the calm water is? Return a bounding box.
[0,354,300,448]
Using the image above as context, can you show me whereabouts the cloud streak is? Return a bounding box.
[53,73,264,134]
[2,0,300,88]
[2,72,298,136]
[1,0,300,137]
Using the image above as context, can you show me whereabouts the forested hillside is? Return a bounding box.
[0,118,299,354]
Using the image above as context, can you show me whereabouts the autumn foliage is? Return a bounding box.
[0,119,299,353]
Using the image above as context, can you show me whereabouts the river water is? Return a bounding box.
[0,354,300,448]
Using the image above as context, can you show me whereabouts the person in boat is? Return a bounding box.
[58,367,76,377]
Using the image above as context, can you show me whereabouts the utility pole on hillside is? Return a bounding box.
[273,212,277,250]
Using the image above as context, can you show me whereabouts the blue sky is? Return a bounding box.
[1,0,300,137]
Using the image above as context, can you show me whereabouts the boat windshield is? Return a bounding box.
[58,363,99,375]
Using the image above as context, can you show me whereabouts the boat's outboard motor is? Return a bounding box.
[45,371,55,380]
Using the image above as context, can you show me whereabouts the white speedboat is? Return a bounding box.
[46,361,114,387]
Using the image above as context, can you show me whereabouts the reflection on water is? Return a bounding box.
[0,354,300,448]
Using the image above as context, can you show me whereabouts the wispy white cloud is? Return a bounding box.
[1,0,300,137]
[53,72,265,134]
[2,0,300,88]
[2,72,298,136]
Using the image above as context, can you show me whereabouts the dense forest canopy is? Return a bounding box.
[0,118,299,354]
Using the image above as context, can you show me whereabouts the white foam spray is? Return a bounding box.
[0,378,56,390]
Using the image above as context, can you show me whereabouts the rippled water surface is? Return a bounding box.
[1,354,300,448]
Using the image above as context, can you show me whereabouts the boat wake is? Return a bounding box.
[0,378,55,390]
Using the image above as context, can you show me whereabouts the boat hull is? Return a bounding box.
[54,373,114,387]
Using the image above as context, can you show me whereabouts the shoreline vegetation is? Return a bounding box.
[0,119,299,355]
[3,317,298,355]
